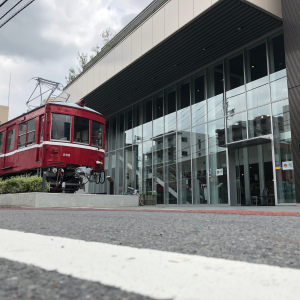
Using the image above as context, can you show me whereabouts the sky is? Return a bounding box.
[0,0,153,120]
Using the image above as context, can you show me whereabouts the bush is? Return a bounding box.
[0,175,50,194]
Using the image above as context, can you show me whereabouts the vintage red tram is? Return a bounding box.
[0,100,105,193]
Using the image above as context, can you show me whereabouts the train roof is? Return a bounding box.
[50,101,102,115]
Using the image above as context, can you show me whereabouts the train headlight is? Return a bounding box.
[96,160,100,165]
[52,168,57,174]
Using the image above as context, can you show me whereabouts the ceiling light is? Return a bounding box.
[261,116,264,119]
[197,90,200,92]
[267,115,269,117]
[252,65,255,68]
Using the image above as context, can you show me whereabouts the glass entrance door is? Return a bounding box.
[235,143,275,206]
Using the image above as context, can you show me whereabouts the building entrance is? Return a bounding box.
[234,143,274,206]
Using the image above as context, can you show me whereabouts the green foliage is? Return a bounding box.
[0,175,50,194]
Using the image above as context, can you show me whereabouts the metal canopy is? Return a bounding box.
[225,136,272,149]
[84,0,282,117]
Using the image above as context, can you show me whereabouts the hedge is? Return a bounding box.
[0,175,50,194]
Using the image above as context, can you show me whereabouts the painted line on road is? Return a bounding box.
[1,207,300,216]
[0,229,300,300]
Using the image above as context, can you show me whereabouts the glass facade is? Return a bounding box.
[93,32,296,205]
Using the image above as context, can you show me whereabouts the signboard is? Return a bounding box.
[282,161,293,170]
[216,168,223,176]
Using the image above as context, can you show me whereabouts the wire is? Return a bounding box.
[0,0,23,21]
[0,0,9,8]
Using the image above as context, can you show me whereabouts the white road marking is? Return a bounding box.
[0,229,300,300]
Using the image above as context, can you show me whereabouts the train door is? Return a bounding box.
[3,125,16,170]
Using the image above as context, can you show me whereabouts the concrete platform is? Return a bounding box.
[0,193,139,208]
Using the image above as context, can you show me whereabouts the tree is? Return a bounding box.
[101,28,115,46]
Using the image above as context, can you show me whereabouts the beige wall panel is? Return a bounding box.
[66,85,73,103]
[100,56,108,84]
[153,6,165,47]
[211,0,220,4]
[122,35,132,68]
[194,0,212,17]
[76,76,83,101]
[93,61,101,88]
[142,17,153,55]
[81,72,88,97]
[179,0,193,27]
[87,66,94,92]
[106,50,115,80]
[132,26,142,62]
[165,0,179,38]
[70,83,76,103]
[266,0,282,18]
[247,0,267,10]
[114,42,123,75]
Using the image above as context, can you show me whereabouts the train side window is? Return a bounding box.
[6,129,15,152]
[18,122,27,148]
[40,118,44,142]
[73,116,89,144]
[0,131,4,154]
[27,118,36,146]
[91,121,103,148]
[51,113,71,141]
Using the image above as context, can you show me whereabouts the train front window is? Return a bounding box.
[73,116,89,144]
[27,118,36,146]
[6,129,15,152]
[18,122,27,148]
[51,113,71,141]
[0,132,4,154]
[91,121,103,148]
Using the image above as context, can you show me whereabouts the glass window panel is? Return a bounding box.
[6,129,15,152]
[73,116,89,144]
[124,146,133,193]
[164,133,177,204]
[153,136,164,204]
[19,122,26,136]
[191,124,208,204]
[108,151,116,192]
[109,116,116,151]
[207,62,224,121]
[18,122,27,149]
[153,92,164,139]
[105,120,109,151]
[225,53,246,114]
[248,105,271,138]
[177,79,191,131]
[272,99,295,203]
[133,103,143,144]
[40,118,44,143]
[27,132,35,146]
[133,143,143,194]
[51,114,71,141]
[164,86,177,135]
[245,42,270,109]
[27,118,36,133]
[208,119,228,204]
[125,109,133,147]
[116,149,124,195]
[269,33,288,102]
[191,73,206,126]
[0,131,4,154]
[143,98,152,141]
[227,112,247,143]
[142,140,152,194]
[117,112,125,148]
[91,121,103,147]
[177,130,192,204]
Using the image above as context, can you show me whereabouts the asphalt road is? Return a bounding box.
[0,209,300,299]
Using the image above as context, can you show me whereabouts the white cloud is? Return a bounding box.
[0,0,153,119]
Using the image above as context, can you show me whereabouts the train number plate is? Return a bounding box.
[63,153,71,157]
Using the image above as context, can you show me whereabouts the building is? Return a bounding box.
[64,0,300,205]
[0,105,9,125]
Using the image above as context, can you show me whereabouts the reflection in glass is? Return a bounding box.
[27,118,36,146]
[116,149,124,195]
[143,98,152,141]
[91,121,103,148]
[117,112,124,149]
[207,62,224,121]
[269,33,288,102]
[191,124,208,204]
[51,114,71,141]
[125,108,133,147]
[153,92,164,139]
[191,73,206,126]
[108,116,116,151]
[246,42,269,109]
[272,99,295,203]
[227,112,247,143]
[73,116,89,144]
[248,105,271,138]
[108,151,116,193]
[18,122,27,148]
[105,119,109,151]
[133,103,143,144]
[208,119,227,204]
[177,131,192,204]
[124,146,133,193]
[164,134,177,204]
[164,86,176,134]
[177,79,191,131]
[40,118,44,143]
[6,129,15,152]
[133,144,142,194]
[225,53,246,114]
[153,137,164,204]
[142,141,152,194]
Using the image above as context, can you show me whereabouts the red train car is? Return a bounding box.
[0,101,105,192]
